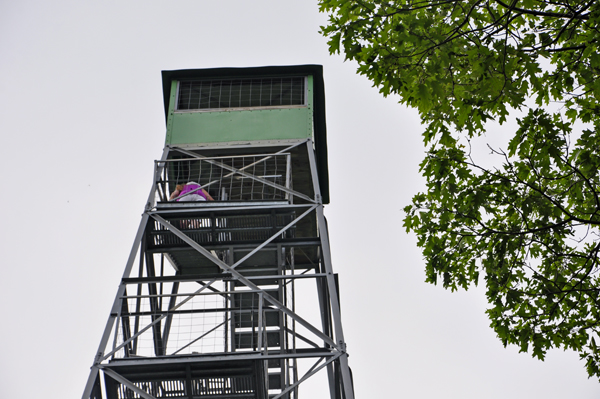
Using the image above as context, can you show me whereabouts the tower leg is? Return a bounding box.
[306,140,355,399]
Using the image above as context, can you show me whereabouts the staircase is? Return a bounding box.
[231,246,287,397]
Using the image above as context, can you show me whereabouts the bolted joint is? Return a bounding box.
[93,351,104,364]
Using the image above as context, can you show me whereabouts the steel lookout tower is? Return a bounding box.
[83,65,355,399]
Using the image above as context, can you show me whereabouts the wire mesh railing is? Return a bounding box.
[153,153,292,204]
[111,284,285,359]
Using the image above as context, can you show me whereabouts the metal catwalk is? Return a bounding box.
[82,139,354,399]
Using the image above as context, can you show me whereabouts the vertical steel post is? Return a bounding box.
[306,140,355,399]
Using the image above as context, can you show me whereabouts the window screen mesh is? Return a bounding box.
[177,77,305,110]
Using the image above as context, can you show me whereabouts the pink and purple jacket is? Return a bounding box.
[178,183,207,201]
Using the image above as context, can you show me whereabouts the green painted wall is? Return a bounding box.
[165,76,314,146]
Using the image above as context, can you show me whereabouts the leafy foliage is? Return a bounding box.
[320,0,600,378]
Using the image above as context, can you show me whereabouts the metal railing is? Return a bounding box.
[112,286,285,359]
[153,153,292,204]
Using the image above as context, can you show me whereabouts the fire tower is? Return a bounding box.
[82,65,354,399]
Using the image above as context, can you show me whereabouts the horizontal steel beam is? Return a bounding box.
[148,203,315,215]
[168,139,308,153]
[122,274,229,284]
[145,238,322,254]
[160,152,291,161]
[100,349,338,368]
[121,273,326,289]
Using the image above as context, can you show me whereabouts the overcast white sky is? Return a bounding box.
[1,1,599,398]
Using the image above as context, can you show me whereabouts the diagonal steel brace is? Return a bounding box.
[101,368,157,399]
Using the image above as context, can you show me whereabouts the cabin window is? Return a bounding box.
[177,77,306,110]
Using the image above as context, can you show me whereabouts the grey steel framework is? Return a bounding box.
[82,139,354,399]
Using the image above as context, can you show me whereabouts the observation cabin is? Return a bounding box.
[83,65,354,399]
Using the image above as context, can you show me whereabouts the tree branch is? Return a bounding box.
[493,0,590,20]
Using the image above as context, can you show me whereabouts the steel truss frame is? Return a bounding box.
[83,140,354,399]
